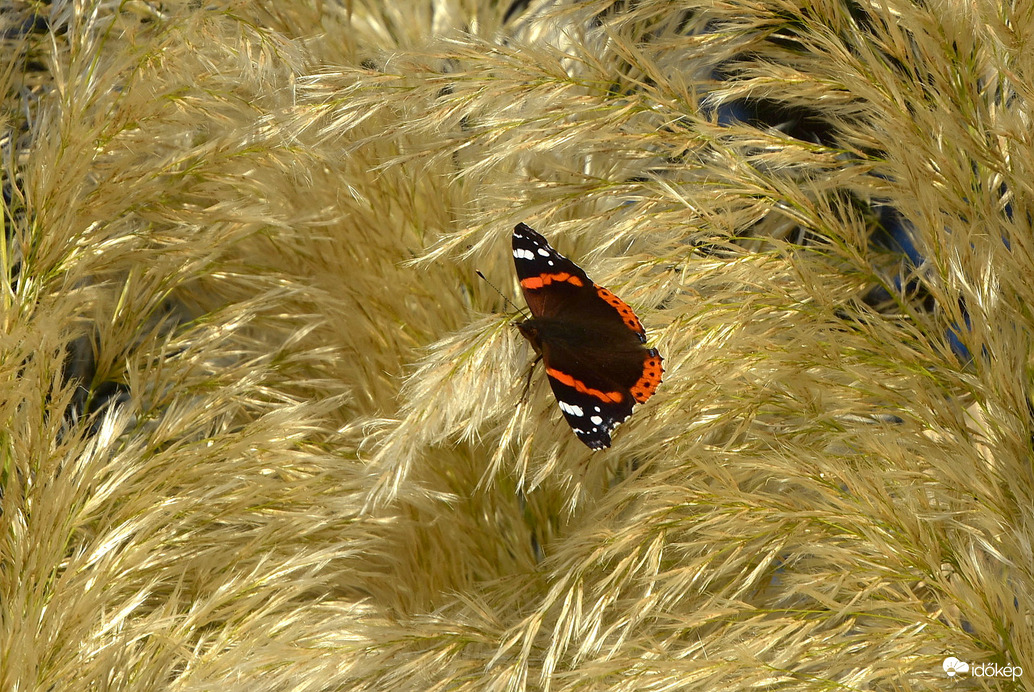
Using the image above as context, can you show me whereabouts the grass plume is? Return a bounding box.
[1,0,1032,689]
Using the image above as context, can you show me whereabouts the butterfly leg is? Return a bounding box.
[519,354,541,404]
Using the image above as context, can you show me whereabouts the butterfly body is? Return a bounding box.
[512,223,663,449]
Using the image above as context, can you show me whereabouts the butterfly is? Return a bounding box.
[512,223,662,449]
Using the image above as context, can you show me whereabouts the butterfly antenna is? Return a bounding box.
[476,270,525,315]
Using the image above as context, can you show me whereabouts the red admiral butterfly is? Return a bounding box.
[512,223,663,449]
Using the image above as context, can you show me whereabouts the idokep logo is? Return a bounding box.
[943,656,1023,681]
[943,657,969,677]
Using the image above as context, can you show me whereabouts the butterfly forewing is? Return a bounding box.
[512,223,593,318]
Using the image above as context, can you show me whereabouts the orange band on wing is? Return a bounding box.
[546,368,624,403]
[521,273,584,290]
[594,284,644,333]
[629,353,663,403]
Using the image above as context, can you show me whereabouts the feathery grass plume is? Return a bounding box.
[2,0,1032,690]
[0,2,368,690]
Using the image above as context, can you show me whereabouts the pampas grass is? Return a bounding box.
[1,0,1031,689]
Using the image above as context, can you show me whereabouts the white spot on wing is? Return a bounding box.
[537,247,550,256]
[558,401,584,418]
[513,248,535,260]
[590,415,603,425]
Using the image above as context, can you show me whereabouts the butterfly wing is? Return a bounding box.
[541,336,663,449]
[512,223,594,318]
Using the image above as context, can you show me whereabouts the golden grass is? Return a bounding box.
[1,0,1031,689]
